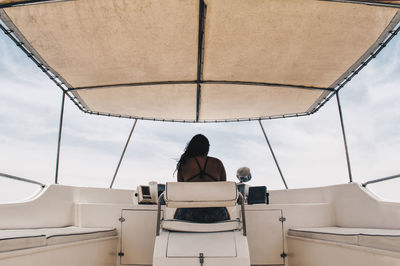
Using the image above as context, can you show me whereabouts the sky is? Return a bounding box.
[0,21,399,203]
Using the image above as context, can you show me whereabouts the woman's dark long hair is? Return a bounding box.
[176,134,210,173]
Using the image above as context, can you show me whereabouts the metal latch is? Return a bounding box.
[279,216,286,222]
[281,252,287,258]
[199,253,204,266]
[119,217,125,222]
[118,252,124,257]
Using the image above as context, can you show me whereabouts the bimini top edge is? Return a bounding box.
[0,0,399,122]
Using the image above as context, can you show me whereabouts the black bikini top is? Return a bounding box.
[186,157,218,182]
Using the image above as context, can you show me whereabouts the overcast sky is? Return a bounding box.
[0,25,399,203]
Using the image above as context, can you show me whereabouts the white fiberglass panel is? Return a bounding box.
[121,209,158,265]
[246,209,284,265]
[167,231,237,257]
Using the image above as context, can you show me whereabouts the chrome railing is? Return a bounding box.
[362,174,400,187]
[156,192,247,236]
[0,172,46,188]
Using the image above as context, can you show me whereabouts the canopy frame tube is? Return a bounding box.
[71,80,331,92]
[310,17,400,114]
[323,0,400,8]
[336,92,353,183]
[259,120,289,189]
[0,16,86,113]
[0,0,70,9]
[109,119,138,188]
[196,0,206,122]
[362,174,400,187]
[55,91,65,184]
[0,172,45,188]
[1,0,400,10]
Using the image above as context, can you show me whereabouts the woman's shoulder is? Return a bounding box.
[207,156,223,165]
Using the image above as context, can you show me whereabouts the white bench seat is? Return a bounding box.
[288,227,400,253]
[0,226,117,253]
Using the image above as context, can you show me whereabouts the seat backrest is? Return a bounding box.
[165,181,238,208]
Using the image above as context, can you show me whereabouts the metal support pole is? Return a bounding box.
[156,192,164,236]
[109,119,138,188]
[239,193,247,236]
[336,92,353,183]
[362,173,400,187]
[195,0,206,122]
[55,91,65,184]
[258,120,288,189]
[0,172,45,188]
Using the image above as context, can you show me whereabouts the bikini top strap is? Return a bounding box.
[194,157,202,170]
[204,157,209,170]
[186,173,200,182]
[186,156,218,181]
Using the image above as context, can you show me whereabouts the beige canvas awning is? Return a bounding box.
[0,0,399,122]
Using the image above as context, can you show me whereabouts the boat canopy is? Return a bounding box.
[0,0,399,122]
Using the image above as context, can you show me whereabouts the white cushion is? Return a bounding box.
[0,226,117,252]
[288,227,400,252]
[0,230,46,252]
[162,220,241,233]
[165,181,237,208]
[359,230,400,252]
[41,226,118,245]
[288,227,359,245]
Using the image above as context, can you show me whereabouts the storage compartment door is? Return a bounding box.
[167,231,237,258]
[246,209,284,265]
[120,209,158,265]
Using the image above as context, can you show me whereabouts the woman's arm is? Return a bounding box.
[218,159,227,181]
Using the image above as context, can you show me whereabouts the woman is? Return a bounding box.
[175,134,229,223]
[176,134,226,182]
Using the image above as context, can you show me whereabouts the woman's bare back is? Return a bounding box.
[177,155,226,182]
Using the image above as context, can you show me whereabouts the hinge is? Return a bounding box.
[199,252,204,266]
[281,252,287,258]
[279,217,286,222]
[118,252,124,257]
[119,217,125,222]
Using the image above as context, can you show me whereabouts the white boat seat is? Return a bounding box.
[154,182,250,266]
[161,219,242,233]
[165,181,238,208]
[288,227,400,253]
[0,226,117,253]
